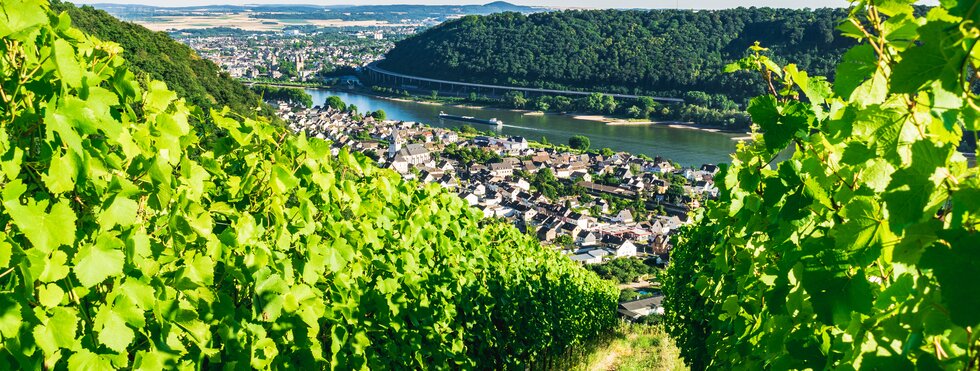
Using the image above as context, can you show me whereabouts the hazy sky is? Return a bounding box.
[71,0,940,9]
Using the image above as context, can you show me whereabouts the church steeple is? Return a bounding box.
[388,130,402,158]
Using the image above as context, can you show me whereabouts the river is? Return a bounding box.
[304,88,740,166]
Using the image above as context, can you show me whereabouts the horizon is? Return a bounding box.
[70,0,940,10]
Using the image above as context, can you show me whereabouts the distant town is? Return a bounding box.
[276,102,723,267]
[174,28,411,81]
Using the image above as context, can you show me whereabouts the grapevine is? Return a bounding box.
[664,0,980,369]
[0,1,618,369]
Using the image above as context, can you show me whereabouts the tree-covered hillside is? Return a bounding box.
[0,1,618,368]
[50,0,268,116]
[380,8,855,103]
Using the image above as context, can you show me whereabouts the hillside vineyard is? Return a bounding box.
[0,1,619,369]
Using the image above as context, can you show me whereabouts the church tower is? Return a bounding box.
[388,130,402,159]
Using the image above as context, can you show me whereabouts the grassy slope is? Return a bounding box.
[559,323,687,370]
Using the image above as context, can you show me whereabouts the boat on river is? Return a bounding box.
[439,111,503,126]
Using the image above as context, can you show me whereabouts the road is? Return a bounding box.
[365,63,685,103]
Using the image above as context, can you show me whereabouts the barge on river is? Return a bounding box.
[439,111,503,126]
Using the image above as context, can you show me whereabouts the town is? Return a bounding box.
[174,27,414,81]
[276,101,723,268]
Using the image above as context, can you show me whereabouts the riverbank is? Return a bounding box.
[573,114,750,135]
[345,87,752,136]
[301,87,741,165]
[243,80,334,90]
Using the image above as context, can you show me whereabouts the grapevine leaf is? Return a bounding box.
[143,81,176,114]
[882,141,952,230]
[2,181,77,254]
[41,152,78,195]
[785,64,832,104]
[832,197,891,264]
[325,239,354,273]
[26,249,71,283]
[801,266,873,325]
[861,354,915,370]
[942,0,980,23]
[99,196,139,230]
[120,278,155,309]
[53,38,82,87]
[0,296,22,338]
[834,45,878,101]
[892,220,940,264]
[98,310,134,353]
[0,238,11,268]
[747,96,812,152]
[73,233,125,288]
[38,283,65,308]
[859,158,895,193]
[32,307,78,354]
[890,16,966,94]
[0,0,47,38]
[271,165,299,194]
[920,230,980,327]
[67,349,114,371]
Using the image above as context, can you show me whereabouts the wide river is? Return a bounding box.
[304,88,740,166]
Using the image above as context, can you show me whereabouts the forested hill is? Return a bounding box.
[379,8,855,103]
[50,0,266,115]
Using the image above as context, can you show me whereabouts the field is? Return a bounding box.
[135,12,411,31]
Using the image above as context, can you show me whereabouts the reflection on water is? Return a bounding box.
[304,88,740,166]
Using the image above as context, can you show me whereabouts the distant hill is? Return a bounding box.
[51,1,266,115]
[379,8,856,103]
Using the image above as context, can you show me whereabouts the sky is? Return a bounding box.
[70,0,940,9]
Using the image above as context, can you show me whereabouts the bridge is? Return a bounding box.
[364,63,685,104]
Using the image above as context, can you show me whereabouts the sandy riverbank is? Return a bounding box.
[575,114,750,135]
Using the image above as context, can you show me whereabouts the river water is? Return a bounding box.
[304,88,740,166]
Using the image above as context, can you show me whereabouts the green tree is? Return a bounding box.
[600,94,617,114]
[582,92,605,112]
[251,85,313,107]
[278,60,298,79]
[505,91,528,109]
[568,135,591,151]
[553,96,573,111]
[325,95,347,111]
[626,105,643,118]
[371,109,387,121]
[555,234,574,247]
[534,98,550,112]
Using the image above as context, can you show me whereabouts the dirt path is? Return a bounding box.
[590,348,622,371]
